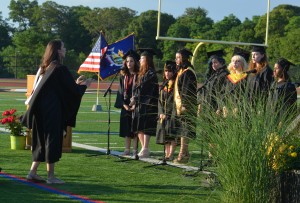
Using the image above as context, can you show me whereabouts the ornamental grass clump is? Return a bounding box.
[1,109,24,136]
[196,90,295,203]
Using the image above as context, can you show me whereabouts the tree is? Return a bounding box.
[162,7,213,60]
[80,7,137,43]
[255,5,300,40]
[178,7,213,38]
[8,0,39,30]
[209,14,241,41]
[127,10,175,58]
[162,23,190,60]
[0,12,12,51]
[59,6,93,54]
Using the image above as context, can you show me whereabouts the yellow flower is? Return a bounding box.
[266,133,280,155]
[290,152,297,158]
[289,145,295,151]
[279,144,287,154]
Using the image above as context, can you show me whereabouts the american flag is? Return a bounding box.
[78,33,108,73]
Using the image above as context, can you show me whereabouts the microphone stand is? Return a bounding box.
[103,71,120,155]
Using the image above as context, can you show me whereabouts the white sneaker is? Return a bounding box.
[139,149,150,158]
[47,177,65,184]
[138,149,144,156]
[27,174,46,183]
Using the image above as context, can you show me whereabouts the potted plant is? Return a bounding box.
[1,109,26,150]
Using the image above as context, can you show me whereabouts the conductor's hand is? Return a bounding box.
[76,75,93,87]
[81,78,93,87]
[76,75,86,84]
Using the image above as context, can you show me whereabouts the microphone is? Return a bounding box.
[292,82,300,87]
[118,66,126,72]
[243,69,257,74]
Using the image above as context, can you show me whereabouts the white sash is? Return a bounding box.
[25,67,43,105]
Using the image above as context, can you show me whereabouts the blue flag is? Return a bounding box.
[99,34,135,79]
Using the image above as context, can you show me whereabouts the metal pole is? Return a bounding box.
[265,0,270,46]
[15,51,17,79]
[97,73,100,105]
[156,0,162,38]
[156,36,267,47]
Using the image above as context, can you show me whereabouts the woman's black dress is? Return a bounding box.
[156,81,178,144]
[114,74,137,137]
[268,80,297,120]
[132,68,159,136]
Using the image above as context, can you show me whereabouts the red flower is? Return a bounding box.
[1,118,8,124]
[9,109,16,115]
[2,110,11,116]
[7,116,14,123]
[1,109,24,136]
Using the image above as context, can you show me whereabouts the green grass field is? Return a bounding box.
[0,91,218,203]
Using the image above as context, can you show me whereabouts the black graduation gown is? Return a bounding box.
[174,66,197,139]
[247,66,273,102]
[199,67,229,111]
[223,73,248,106]
[156,82,179,144]
[132,68,159,136]
[268,81,297,120]
[114,74,137,138]
[22,62,86,163]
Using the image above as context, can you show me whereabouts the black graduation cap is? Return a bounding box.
[122,49,140,61]
[276,58,295,71]
[177,48,193,58]
[164,60,177,72]
[252,45,266,54]
[138,48,156,58]
[233,47,250,61]
[207,49,225,59]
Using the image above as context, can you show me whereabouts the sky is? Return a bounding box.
[1,0,300,23]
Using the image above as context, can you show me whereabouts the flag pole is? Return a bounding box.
[92,72,102,111]
[96,72,100,105]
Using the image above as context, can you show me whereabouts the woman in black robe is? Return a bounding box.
[132,48,159,158]
[114,49,139,156]
[173,49,197,164]
[268,58,297,122]
[247,46,273,105]
[199,50,229,113]
[222,48,250,116]
[156,61,179,161]
[22,40,90,184]
[197,50,228,164]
